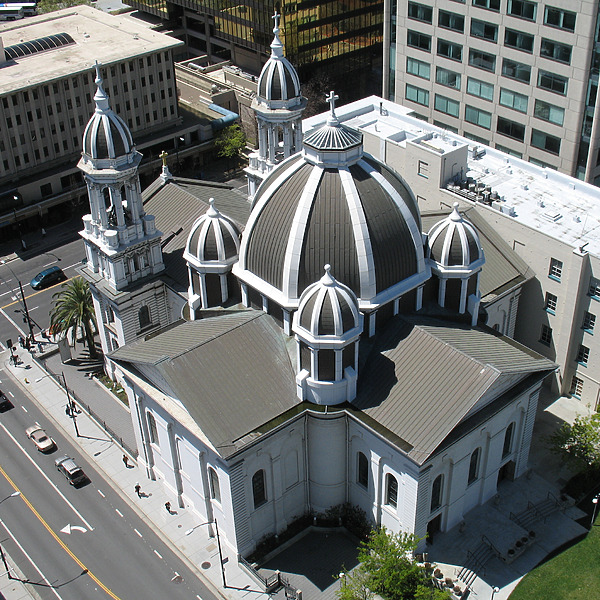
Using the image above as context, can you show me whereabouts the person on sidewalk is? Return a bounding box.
[165,501,171,513]
[122,454,129,468]
[135,483,142,497]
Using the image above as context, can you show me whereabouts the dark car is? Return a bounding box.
[30,266,66,290]
[0,389,12,411]
[55,455,87,486]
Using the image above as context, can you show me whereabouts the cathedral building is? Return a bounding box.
[78,27,555,557]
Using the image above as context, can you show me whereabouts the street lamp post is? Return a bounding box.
[491,586,500,600]
[185,519,226,587]
[0,491,21,580]
[1,261,36,343]
[591,494,600,527]
[34,372,79,437]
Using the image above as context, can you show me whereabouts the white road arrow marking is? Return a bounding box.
[60,524,88,534]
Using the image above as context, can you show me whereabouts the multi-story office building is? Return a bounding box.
[383,0,600,184]
[124,0,384,101]
[304,96,600,408]
[0,6,215,239]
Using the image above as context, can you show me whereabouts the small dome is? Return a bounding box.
[427,203,484,268]
[184,198,241,268]
[256,13,302,108]
[294,265,362,338]
[82,64,133,160]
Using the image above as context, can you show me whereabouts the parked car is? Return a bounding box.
[26,425,56,453]
[54,455,87,486]
[30,266,66,290]
[0,389,11,411]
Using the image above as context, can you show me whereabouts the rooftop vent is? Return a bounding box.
[542,210,562,222]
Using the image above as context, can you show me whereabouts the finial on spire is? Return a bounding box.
[207,197,220,217]
[270,10,284,57]
[450,202,462,221]
[326,91,340,126]
[92,61,110,113]
[321,264,336,286]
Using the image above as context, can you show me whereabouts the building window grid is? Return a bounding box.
[505,28,535,53]
[408,1,433,23]
[406,84,430,107]
[467,77,494,101]
[437,39,463,62]
[534,100,565,126]
[540,39,572,65]
[385,473,398,508]
[465,105,492,129]
[497,116,525,142]
[439,10,465,33]
[469,48,496,72]
[540,324,553,346]
[472,0,500,11]
[471,19,498,43]
[434,94,460,118]
[252,469,267,508]
[548,258,563,281]
[576,345,590,366]
[544,7,576,32]
[583,312,596,333]
[407,57,431,80]
[499,88,528,113]
[436,67,461,89]
[538,71,568,96]
[570,376,584,398]
[589,278,600,299]
[507,0,537,21]
[408,30,432,52]
[532,129,561,155]
[468,448,481,485]
[357,452,369,488]
[545,292,558,314]
[502,58,531,84]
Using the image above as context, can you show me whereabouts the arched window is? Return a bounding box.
[138,305,151,329]
[468,448,481,485]
[431,474,443,512]
[357,452,369,489]
[503,422,515,458]
[252,469,267,508]
[147,412,158,445]
[385,473,398,509]
[208,467,221,503]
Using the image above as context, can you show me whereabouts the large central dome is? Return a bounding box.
[234,94,429,312]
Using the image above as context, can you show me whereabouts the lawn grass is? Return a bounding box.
[509,512,600,599]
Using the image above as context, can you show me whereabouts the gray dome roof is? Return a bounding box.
[235,104,427,310]
[82,67,133,160]
[295,265,361,337]
[256,14,302,108]
[184,198,241,268]
[427,203,484,269]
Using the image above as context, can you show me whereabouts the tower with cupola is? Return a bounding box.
[245,12,307,201]
[79,63,169,362]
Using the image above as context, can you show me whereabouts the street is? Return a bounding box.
[0,236,85,350]
[0,367,220,600]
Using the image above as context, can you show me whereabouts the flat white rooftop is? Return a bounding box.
[0,5,182,92]
[305,96,600,258]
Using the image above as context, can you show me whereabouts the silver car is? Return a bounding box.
[26,425,56,453]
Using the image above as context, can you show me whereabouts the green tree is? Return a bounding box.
[337,568,373,600]
[50,277,98,359]
[548,413,600,470]
[37,0,90,13]
[214,124,246,162]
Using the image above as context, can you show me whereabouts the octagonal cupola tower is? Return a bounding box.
[292,265,363,405]
[245,11,307,201]
[427,203,485,325]
[184,198,242,317]
[235,91,429,337]
[79,62,164,293]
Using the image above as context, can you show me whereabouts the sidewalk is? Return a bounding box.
[0,346,270,600]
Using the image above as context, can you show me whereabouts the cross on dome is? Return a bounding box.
[270,11,284,57]
[326,91,340,126]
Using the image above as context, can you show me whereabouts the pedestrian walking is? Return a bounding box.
[134,483,141,497]
[18,336,24,348]
[165,501,171,513]
[122,454,129,468]
[65,405,72,417]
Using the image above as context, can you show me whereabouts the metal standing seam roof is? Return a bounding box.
[353,316,556,464]
[111,311,299,459]
[142,177,251,289]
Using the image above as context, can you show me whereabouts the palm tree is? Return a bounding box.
[50,277,98,358]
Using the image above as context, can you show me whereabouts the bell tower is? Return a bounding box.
[79,63,169,361]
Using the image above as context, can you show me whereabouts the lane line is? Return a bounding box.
[0,422,94,530]
[115,509,123,518]
[134,528,142,538]
[153,550,163,559]
[0,465,122,600]
[0,518,64,600]
[97,489,106,498]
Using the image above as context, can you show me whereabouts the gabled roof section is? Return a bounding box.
[141,176,251,289]
[111,311,299,458]
[353,316,556,464]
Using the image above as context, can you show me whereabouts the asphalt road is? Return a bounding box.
[0,369,219,600]
[0,236,85,350]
